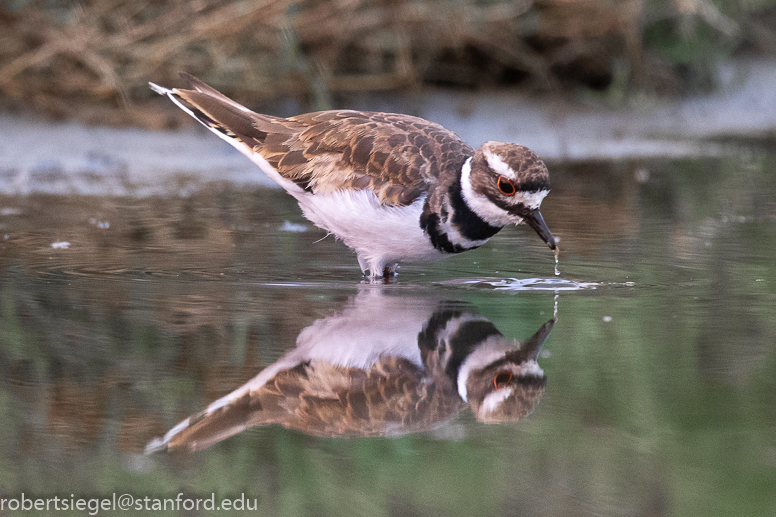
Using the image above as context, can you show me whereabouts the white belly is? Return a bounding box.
[293,189,443,274]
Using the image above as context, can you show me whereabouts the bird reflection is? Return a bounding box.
[147,292,555,452]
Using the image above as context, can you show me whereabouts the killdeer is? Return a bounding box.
[146,292,554,451]
[150,74,556,278]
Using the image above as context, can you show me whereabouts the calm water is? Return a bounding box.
[1,148,775,516]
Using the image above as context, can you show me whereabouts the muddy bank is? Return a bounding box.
[2,59,774,197]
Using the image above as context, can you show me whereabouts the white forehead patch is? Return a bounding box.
[483,150,516,179]
[518,360,544,377]
[515,189,549,210]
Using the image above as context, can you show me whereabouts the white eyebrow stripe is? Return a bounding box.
[484,150,516,179]
[480,386,513,413]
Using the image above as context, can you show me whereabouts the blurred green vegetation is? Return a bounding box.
[1,149,775,515]
[1,0,775,125]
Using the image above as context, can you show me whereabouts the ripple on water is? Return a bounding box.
[440,277,603,291]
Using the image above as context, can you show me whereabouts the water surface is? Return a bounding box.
[1,149,775,515]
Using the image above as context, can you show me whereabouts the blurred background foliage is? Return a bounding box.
[1,0,776,126]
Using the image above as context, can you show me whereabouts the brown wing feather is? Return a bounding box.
[281,111,474,205]
[169,76,474,206]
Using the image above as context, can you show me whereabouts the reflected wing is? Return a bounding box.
[147,357,463,451]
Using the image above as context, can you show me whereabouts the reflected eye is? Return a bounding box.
[493,371,513,389]
[497,177,516,196]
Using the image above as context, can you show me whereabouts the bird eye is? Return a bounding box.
[493,371,513,389]
[497,177,516,196]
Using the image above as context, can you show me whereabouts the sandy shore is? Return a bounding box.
[2,59,774,197]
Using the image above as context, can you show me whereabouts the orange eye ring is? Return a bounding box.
[497,176,516,196]
[493,371,513,389]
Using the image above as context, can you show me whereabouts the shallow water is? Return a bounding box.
[1,149,775,515]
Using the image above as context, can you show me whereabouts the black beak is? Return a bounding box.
[524,209,556,250]
[505,317,555,363]
[523,317,556,359]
